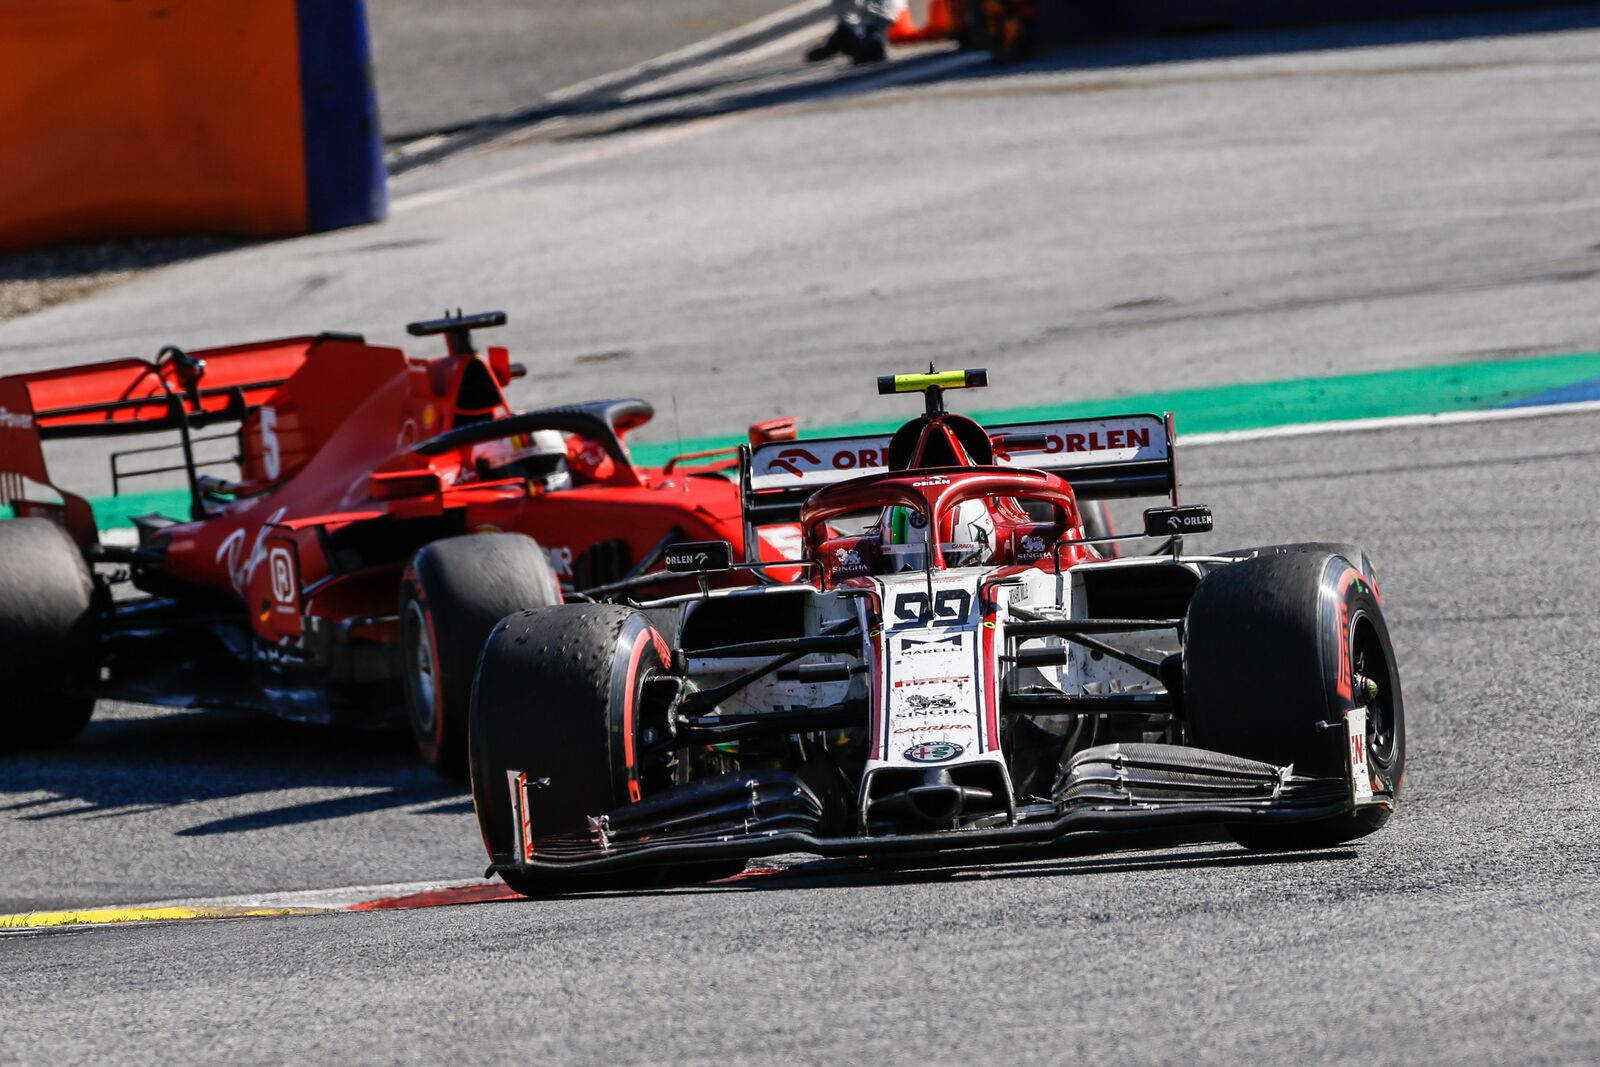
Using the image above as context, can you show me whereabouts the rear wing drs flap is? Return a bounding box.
[0,337,326,545]
[740,412,1179,537]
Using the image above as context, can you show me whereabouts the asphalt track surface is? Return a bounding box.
[5,9,1600,1065]
[8,414,1600,1064]
[7,9,1600,490]
[367,0,800,139]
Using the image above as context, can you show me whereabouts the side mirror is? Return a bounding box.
[1143,504,1213,538]
[749,417,798,445]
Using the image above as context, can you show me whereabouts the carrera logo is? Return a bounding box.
[0,407,33,430]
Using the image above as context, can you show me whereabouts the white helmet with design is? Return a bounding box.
[942,497,996,568]
[474,429,572,491]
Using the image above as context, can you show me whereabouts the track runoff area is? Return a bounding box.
[4,349,1598,933]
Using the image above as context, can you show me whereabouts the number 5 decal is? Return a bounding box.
[261,407,281,480]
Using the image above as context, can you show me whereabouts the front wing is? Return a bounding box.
[487,732,1393,880]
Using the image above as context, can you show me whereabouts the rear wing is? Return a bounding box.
[740,412,1179,549]
[0,336,328,545]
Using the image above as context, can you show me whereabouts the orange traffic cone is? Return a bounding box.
[887,6,919,42]
[887,0,961,44]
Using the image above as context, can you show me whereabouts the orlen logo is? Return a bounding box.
[766,446,889,477]
[0,407,34,430]
[1040,426,1151,453]
[766,447,821,477]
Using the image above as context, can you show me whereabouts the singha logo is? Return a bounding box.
[836,548,861,567]
[1020,534,1047,557]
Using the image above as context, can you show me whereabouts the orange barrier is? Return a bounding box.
[0,0,379,251]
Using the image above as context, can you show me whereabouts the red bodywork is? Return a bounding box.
[0,327,790,722]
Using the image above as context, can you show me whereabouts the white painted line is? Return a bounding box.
[1178,398,1600,448]
[126,879,480,913]
[390,0,830,161]
[546,0,831,103]
[618,24,823,101]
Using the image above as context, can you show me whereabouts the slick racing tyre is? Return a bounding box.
[0,519,101,751]
[401,534,561,780]
[1183,549,1404,850]
[1216,542,1381,599]
[470,605,709,896]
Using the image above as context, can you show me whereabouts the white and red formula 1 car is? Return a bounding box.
[467,369,1404,894]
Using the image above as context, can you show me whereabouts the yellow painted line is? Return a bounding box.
[0,905,329,930]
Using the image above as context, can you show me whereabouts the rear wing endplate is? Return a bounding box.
[740,412,1180,548]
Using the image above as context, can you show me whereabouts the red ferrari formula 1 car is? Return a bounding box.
[468,370,1403,894]
[0,312,797,775]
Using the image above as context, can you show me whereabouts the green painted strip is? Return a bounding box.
[627,350,1600,465]
[92,489,195,531]
[17,350,1600,531]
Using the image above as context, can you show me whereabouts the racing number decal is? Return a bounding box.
[261,407,281,480]
[893,589,972,627]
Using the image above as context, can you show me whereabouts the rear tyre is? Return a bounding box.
[401,534,561,780]
[470,605,709,896]
[0,519,100,751]
[1183,550,1404,850]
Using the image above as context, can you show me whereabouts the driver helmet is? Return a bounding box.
[942,497,997,568]
[474,429,573,491]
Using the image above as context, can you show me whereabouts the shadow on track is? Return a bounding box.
[499,829,1362,904]
[525,3,1600,147]
[0,704,463,836]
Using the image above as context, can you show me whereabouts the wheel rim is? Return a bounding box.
[1350,610,1397,767]
[404,599,438,735]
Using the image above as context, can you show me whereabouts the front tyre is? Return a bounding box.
[0,519,101,751]
[1183,550,1404,850]
[469,605,676,896]
[400,534,561,779]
